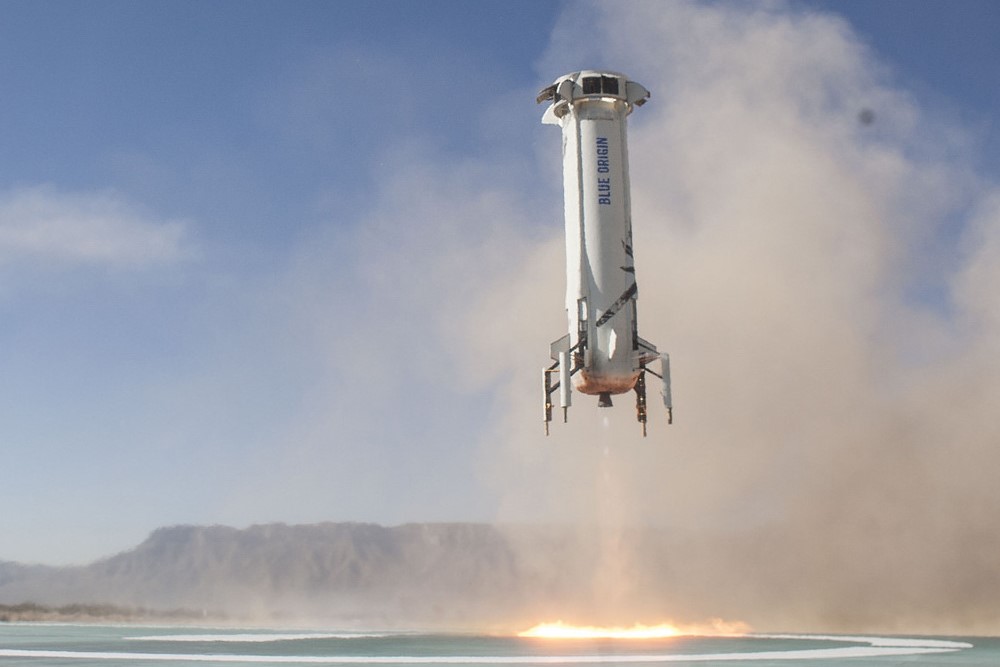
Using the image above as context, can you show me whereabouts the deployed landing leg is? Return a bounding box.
[635,370,648,437]
[543,349,577,435]
[642,354,673,425]
[542,366,554,436]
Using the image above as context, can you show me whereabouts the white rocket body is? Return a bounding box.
[539,70,671,434]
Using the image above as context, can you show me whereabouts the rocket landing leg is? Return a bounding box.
[543,366,554,436]
[635,370,648,437]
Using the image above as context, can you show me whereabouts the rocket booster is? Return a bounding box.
[538,70,672,436]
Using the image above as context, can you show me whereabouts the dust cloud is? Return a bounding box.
[265,0,1000,635]
[460,1,1000,635]
[8,1,1000,637]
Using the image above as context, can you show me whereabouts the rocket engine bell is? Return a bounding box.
[538,70,672,436]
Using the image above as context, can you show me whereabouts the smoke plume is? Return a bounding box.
[456,1,1000,634]
[254,0,1000,634]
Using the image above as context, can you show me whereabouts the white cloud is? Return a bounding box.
[0,185,193,270]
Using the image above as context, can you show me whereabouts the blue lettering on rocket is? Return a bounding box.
[598,178,611,205]
[596,137,611,204]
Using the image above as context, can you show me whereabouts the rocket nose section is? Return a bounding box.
[538,77,580,123]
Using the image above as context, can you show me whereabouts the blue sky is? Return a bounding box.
[2,0,1000,567]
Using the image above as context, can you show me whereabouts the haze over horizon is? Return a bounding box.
[3,3,1000,634]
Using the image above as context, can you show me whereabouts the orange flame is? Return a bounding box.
[518,619,750,639]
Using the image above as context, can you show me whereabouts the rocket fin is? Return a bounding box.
[625,81,651,107]
[635,336,660,365]
[550,334,571,362]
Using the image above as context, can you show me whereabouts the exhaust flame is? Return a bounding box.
[518,619,750,639]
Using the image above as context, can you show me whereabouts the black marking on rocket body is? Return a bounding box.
[596,283,638,327]
[621,239,635,273]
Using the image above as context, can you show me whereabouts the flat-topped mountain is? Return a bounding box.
[0,523,535,625]
[4,520,997,633]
